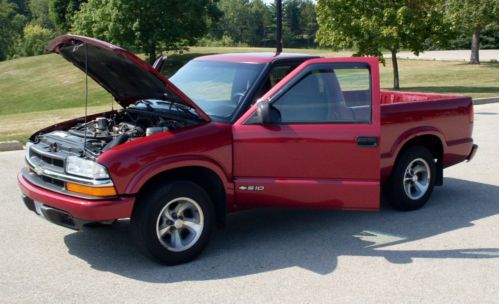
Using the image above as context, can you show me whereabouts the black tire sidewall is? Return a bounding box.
[385,146,436,211]
[131,180,214,265]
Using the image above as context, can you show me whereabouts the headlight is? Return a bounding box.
[65,156,110,179]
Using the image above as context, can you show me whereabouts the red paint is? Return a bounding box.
[18,51,475,223]
[232,57,381,210]
[380,92,474,182]
[235,177,380,211]
[97,122,234,196]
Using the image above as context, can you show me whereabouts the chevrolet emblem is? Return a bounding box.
[33,166,43,176]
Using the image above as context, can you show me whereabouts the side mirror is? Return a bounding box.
[256,100,281,124]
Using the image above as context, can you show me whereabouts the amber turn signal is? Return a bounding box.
[66,182,117,197]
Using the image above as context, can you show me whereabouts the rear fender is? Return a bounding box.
[388,127,446,161]
[382,127,446,184]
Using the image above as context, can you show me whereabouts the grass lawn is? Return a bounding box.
[1,46,498,142]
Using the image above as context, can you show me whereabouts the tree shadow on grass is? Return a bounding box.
[64,178,499,283]
[452,62,499,68]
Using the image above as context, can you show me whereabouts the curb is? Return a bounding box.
[0,141,23,152]
[473,97,499,105]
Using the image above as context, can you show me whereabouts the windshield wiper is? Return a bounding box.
[133,99,203,121]
[134,100,154,111]
[169,100,203,121]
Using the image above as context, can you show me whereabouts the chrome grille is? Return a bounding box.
[30,148,64,168]
[41,175,65,188]
[27,144,67,188]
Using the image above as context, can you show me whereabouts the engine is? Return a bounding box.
[34,107,194,158]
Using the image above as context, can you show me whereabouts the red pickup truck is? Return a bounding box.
[18,35,477,264]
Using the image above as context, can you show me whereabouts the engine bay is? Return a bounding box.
[33,101,200,158]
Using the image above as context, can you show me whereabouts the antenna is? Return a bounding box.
[275,0,283,54]
[82,42,89,155]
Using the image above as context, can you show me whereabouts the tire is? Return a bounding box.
[131,180,214,265]
[384,146,436,211]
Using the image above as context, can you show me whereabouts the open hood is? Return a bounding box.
[47,35,210,121]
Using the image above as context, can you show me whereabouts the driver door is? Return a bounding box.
[232,57,381,210]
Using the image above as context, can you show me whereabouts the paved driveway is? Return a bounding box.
[390,50,499,62]
[1,104,499,303]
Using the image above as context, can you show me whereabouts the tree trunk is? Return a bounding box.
[146,44,157,65]
[391,50,400,90]
[470,28,480,64]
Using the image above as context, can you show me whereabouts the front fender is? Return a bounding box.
[124,155,233,195]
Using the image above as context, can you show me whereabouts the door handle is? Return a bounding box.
[357,136,378,148]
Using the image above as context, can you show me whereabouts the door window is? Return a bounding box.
[272,64,372,124]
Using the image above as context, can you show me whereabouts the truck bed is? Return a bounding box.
[380,91,474,181]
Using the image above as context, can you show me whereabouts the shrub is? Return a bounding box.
[196,35,249,47]
[16,24,55,57]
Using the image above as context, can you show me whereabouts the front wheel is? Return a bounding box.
[384,146,436,211]
[131,180,214,265]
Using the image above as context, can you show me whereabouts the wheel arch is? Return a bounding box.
[393,133,445,186]
[130,161,231,227]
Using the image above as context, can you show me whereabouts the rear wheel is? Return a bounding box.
[384,146,436,211]
[131,180,214,265]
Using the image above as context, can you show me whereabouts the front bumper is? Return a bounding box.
[18,171,135,229]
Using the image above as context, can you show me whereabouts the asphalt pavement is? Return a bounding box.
[1,104,499,303]
[391,49,499,62]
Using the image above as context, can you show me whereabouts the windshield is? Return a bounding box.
[169,60,265,120]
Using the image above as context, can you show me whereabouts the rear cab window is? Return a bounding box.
[252,63,300,105]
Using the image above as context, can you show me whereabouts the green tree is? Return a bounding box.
[68,0,113,41]
[284,0,301,44]
[445,0,499,64]
[249,0,272,46]
[49,0,85,32]
[300,0,318,48]
[317,0,451,89]
[204,0,317,48]
[211,0,255,45]
[29,0,54,28]
[448,28,499,50]
[0,0,26,61]
[16,23,55,56]
[72,0,220,64]
[283,0,317,48]
[10,0,30,16]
